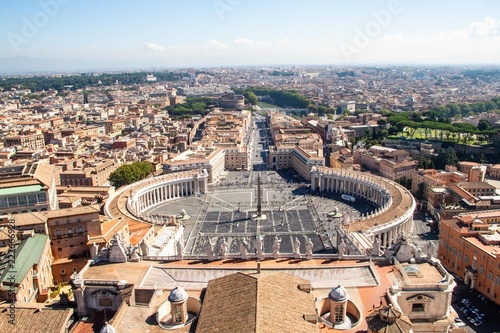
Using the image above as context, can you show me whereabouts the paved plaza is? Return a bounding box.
[145,170,377,256]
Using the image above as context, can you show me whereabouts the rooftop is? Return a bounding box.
[0,306,73,333]
[0,184,43,196]
[0,234,49,286]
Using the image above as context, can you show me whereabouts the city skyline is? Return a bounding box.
[1,0,500,73]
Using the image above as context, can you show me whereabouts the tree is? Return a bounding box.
[108,161,153,188]
[243,91,258,105]
[416,182,425,199]
[477,119,492,131]
[434,147,458,170]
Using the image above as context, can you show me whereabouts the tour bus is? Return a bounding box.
[341,194,356,202]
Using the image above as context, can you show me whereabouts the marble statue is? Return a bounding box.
[305,238,314,260]
[177,239,184,259]
[91,243,99,259]
[373,237,381,256]
[294,237,301,257]
[426,240,435,259]
[254,236,263,259]
[338,238,346,258]
[272,236,281,259]
[220,237,228,259]
[240,239,247,260]
[206,239,214,261]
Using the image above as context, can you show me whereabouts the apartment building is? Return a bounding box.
[5,133,45,150]
[354,145,417,181]
[458,161,488,182]
[0,233,53,303]
[59,159,119,187]
[411,167,468,200]
[438,210,500,305]
[163,147,225,183]
[224,146,249,171]
[490,164,500,179]
[103,119,126,135]
[269,145,324,181]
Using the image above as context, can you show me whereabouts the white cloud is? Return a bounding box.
[381,17,500,42]
[233,38,297,48]
[89,45,96,49]
[165,40,229,52]
[465,17,500,37]
[360,17,500,64]
[205,40,229,49]
[145,42,165,51]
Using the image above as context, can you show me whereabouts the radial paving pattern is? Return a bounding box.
[144,171,376,256]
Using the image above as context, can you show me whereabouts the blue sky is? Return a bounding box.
[1,0,500,72]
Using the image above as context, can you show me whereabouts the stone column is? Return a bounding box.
[194,178,199,194]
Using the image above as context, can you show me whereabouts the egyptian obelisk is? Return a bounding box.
[257,173,262,217]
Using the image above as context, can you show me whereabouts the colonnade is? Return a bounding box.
[311,167,415,251]
[312,170,391,208]
[372,222,412,248]
[127,169,209,218]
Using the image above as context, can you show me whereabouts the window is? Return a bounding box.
[8,197,18,207]
[173,304,183,323]
[479,265,484,274]
[61,269,65,274]
[464,255,469,264]
[458,251,462,259]
[412,303,425,312]
[488,271,493,280]
[334,305,344,323]
[55,221,59,226]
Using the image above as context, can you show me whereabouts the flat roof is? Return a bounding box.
[0,184,43,196]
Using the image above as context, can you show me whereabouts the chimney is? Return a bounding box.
[257,261,261,274]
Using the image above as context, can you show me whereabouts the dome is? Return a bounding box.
[100,322,117,333]
[168,287,188,303]
[328,285,348,302]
